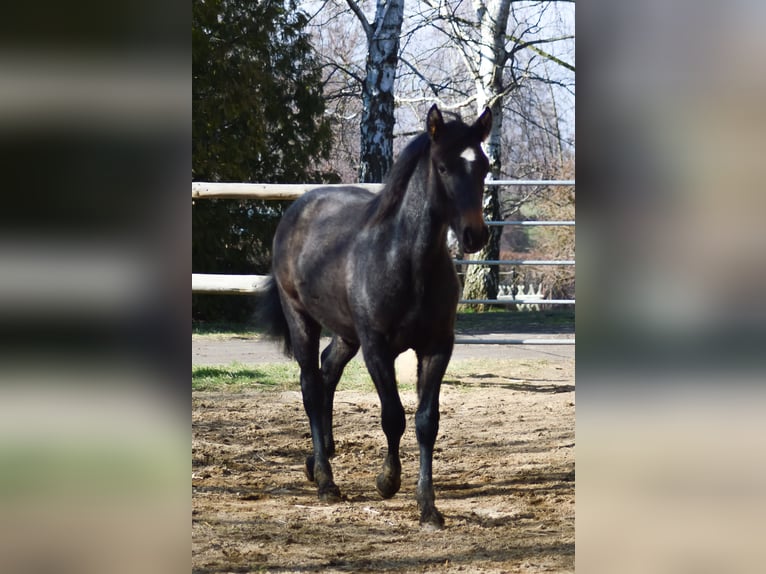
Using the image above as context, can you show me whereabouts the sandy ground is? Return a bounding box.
[193,356,574,573]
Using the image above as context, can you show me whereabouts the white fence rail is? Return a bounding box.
[192,181,383,199]
[192,274,271,295]
[192,180,575,344]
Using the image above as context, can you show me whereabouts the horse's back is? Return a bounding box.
[277,186,371,240]
[271,186,374,340]
[290,185,373,216]
[276,185,371,239]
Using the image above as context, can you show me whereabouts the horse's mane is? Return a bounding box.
[366,132,431,224]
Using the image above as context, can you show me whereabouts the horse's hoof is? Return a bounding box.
[419,508,445,531]
[318,483,342,503]
[305,455,315,483]
[375,472,401,499]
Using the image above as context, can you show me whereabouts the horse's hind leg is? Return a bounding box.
[282,303,341,502]
[306,336,359,477]
[360,335,405,499]
[414,348,451,530]
[319,336,359,456]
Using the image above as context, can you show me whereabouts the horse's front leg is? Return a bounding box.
[414,348,451,530]
[360,335,405,500]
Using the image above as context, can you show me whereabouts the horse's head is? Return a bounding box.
[427,104,492,254]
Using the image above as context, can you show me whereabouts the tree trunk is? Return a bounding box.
[461,0,511,309]
[459,180,502,310]
[355,0,404,184]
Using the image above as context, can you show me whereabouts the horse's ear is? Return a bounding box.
[427,104,444,142]
[475,107,492,141]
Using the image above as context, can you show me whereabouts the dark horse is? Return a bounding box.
[259,105,491,529]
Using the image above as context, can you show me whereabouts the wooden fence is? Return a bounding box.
[192,181,575,345]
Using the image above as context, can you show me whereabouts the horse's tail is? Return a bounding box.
[256,276,293,357]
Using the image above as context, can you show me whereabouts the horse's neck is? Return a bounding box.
[395,167,449,263]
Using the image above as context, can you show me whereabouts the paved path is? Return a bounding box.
[193,334,574,365]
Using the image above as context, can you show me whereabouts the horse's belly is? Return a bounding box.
[302,294,359,343]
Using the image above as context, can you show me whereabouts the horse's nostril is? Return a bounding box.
[463,226,489,253]
[463,228,474,250]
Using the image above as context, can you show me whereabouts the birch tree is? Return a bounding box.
[418,0,575,306]
[304,1,574,305]
[345,0,406,183]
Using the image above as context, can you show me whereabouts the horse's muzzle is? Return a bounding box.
[462,224,489,254]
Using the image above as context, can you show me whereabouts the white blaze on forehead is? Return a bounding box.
[460,147,476,163]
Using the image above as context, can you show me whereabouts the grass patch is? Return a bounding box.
[192,360,378,393]
[455,309,574,334]
[192,363,297,391]
[192,321,261,339]
[192,357,558,394]
[336,361,377,391]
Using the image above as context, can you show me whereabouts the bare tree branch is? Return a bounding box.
[344,0,372,40]
[508,35,575,72]
[320,61,364,86]
[395,93,478,112]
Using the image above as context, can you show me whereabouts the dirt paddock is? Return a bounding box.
[193,358,574,573]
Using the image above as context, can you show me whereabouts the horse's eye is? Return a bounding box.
[437,164,447,175]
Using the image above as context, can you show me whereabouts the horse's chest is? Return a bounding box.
[356,258,455,333]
